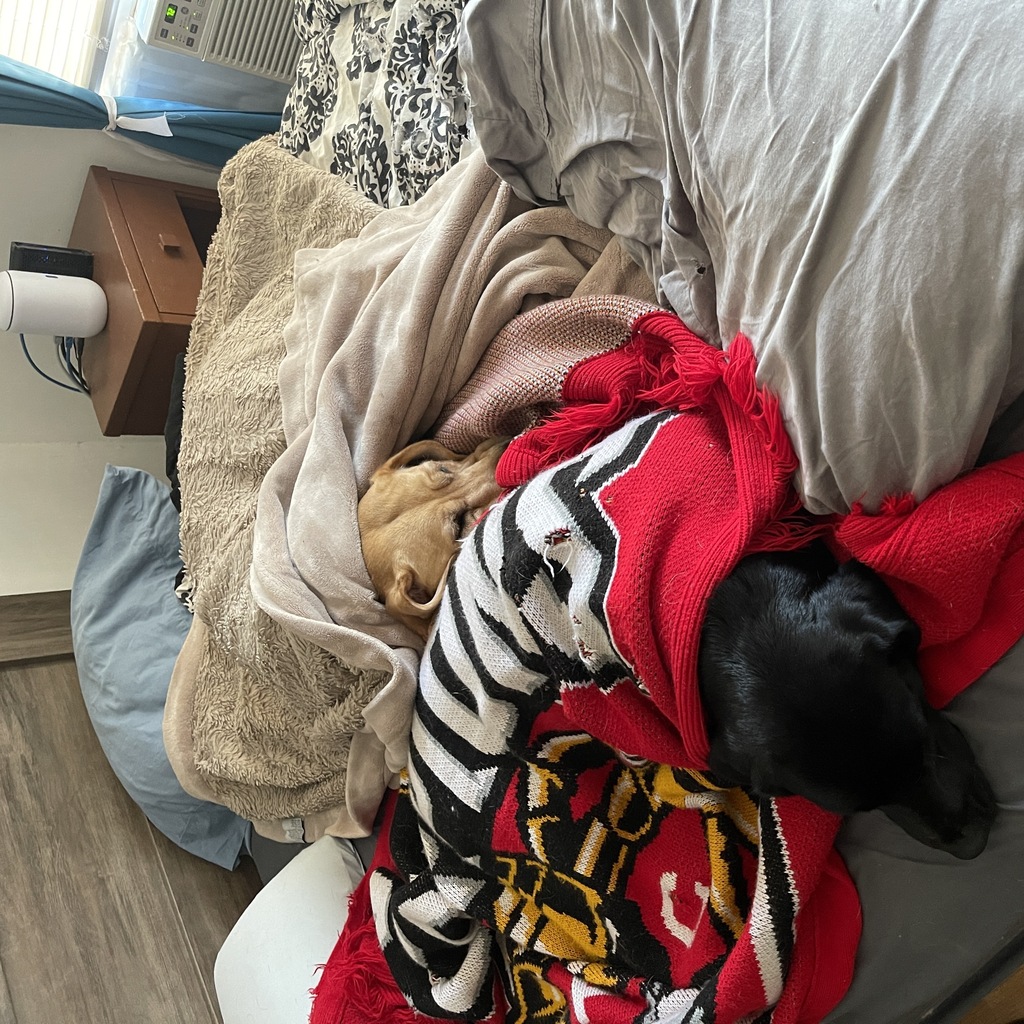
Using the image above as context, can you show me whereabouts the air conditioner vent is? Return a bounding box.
[204,0,300,82]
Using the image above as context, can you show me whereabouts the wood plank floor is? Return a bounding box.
[958,963,1024,1024]
[0,655,261,1024]
[0,593,73,663]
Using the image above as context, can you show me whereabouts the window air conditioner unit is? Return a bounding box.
[137,0,300,83]
[99,0,299,110]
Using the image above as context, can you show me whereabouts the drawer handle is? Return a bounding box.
[158,233,182,252]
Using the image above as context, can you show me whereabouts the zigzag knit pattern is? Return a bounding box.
[366,311,862,1023]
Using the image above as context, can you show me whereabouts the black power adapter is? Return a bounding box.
[9,241,94,279]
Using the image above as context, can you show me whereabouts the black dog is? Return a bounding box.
[698,543,996,859]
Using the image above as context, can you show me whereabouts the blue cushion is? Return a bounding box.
[71,465,249,869]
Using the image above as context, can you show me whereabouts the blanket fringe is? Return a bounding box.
[635,311,799,484]
[497,310,800,490]
[308,874,419,1024]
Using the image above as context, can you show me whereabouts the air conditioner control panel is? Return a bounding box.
[147,0,210,55]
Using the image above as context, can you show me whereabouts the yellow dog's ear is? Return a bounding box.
[384,558,455,640]
[379,439,458,473]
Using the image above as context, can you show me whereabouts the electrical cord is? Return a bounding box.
[20,333,88,393]
[55,336,89,393]
[54,337,80,388]
[64,338,90,393]
[73,337,90,393]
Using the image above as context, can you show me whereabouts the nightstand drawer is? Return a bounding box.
[112,178,206,317]
[68,166,220,436]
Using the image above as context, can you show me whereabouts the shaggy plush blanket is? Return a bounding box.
[165,135,384,839]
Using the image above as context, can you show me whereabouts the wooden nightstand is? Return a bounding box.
[68,166,220,436]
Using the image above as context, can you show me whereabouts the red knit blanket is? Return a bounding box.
[500,310,1024,713]
[311,309,1024,1024]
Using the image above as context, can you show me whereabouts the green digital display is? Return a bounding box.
[164,4,178,21]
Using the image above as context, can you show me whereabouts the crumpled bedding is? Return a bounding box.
[248,146,653,835]
[168,133,658,840]
[459,0,1024,516]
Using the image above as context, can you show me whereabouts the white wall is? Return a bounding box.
[0,124,219,595]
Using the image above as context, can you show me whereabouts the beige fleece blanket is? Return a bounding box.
[169,136,656,842]
[165,135,384,838]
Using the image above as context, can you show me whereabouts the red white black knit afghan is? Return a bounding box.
[313,310,1024,1024]
[365,313,861,1023]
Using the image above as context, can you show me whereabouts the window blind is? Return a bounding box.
[0,0,106,86]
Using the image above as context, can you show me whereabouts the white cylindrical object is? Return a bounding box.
[0,270,107,338]
[215,837,366,1024]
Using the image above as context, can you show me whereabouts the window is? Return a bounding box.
[0,0,108,87]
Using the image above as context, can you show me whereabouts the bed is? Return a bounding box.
[79,0,1024,1021]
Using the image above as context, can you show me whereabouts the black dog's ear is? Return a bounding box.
[866,612,921,662]
[832,559,921,660]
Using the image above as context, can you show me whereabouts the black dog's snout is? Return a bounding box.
[882,715,996,860]
[881,799,994,861]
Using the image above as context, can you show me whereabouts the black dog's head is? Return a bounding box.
[698,544,996,859]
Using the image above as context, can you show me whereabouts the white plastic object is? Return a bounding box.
[0,270,107,338]
[214,837,366,1024]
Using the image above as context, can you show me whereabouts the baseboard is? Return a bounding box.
[0,591,73,663]
[957,960,1024,1024]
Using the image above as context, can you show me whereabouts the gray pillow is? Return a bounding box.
[71,465,249,869]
